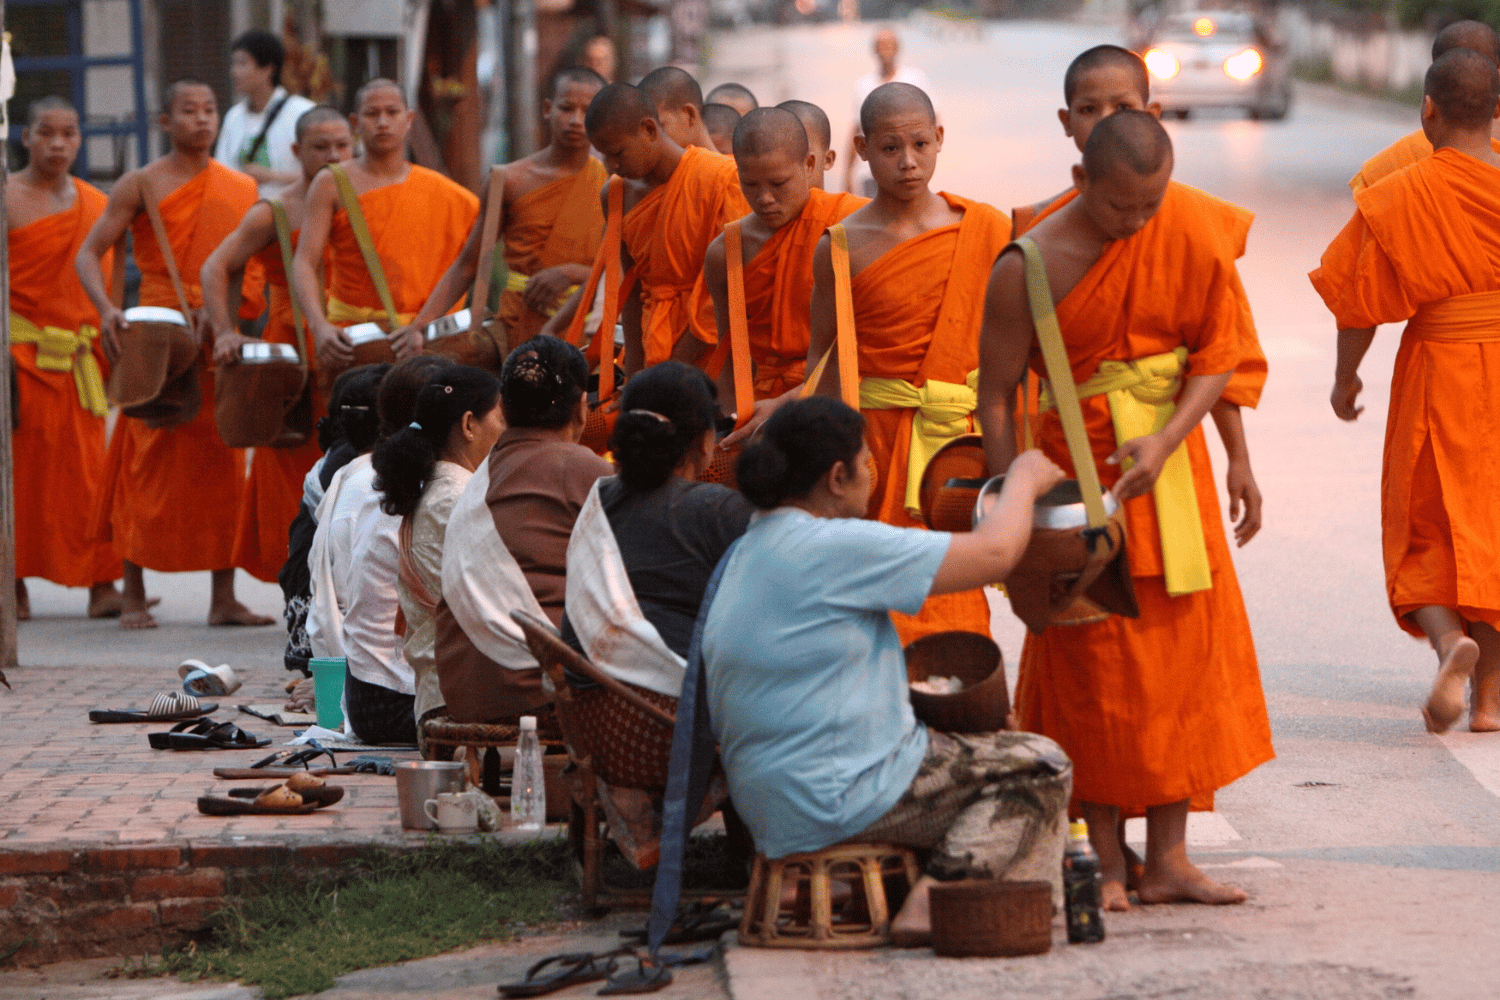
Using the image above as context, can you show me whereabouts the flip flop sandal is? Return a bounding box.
[497,950,627,998]
[148,717,223,749]
[348,755,397,775]
[599,945,717,996]
[91,692,218,724]
[162,720,271,751]
[195,783,345,816]
[619,902,737,945]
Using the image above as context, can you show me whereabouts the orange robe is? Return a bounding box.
[738,189,865,397]
[497,159,606,348]
[230,221,327,583]
[1311,147,1500,637]
[96,162,262,572]
[327,165,479,321]
[1348,128,1500,193]
[851,193,1009,645]
[1014,183,1274,808]
[618,146,748,366]
[9,179,119,587]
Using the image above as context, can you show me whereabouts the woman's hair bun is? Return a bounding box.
[732,397,865,510]
[735,437,790,509]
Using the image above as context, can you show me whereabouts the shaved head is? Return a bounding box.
[295,103,349,141]
[585,82,658,134]
[778,99,831,150]
[733,106,808,160]
[1432,19,1500,63]
[860,81,935,136]
[27,95,77,128]
[1065,45,1150,105]
[706,82,758,115]
[1425,48,1500,130]
[354,77,405,110]
[640,66,703,111]
[553,66,607,99]
[703,102,741,151]
[1082,108,1172,179]
[164,79,215,113]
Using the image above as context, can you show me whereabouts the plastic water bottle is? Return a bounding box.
[1063,819,1105,943]
[511,716,546,831]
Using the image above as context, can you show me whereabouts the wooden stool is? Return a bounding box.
[739,843,920,949]
[420,715,561,796]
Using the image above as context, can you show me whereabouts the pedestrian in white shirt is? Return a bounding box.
[214,30,315,198]
[843,28,932,197]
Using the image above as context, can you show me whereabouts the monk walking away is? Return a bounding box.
[808,81,1009,645]
[201,105,355,584]
[8,97,124,619]
[293,79,478,376]
[541,83,748,373]
[76,80,271,629]
[1311,50,1500,734]
[979,111,1273,910]
[404,68,607,354]
[704,106,864,438]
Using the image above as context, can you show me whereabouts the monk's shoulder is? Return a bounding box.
[806,189,866,226]
[409,164,481,212]
[74,177,109,215]
[682,146,740,190]
[945,194,1011,248]
[206,159,259,203]
[1163,182,1252,255]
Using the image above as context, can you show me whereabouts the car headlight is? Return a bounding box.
[1224,47,1264,81]
[1144,49,1180,80]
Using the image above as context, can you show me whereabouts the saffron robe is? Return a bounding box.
[231,221,327,583]
[9,178,119,586]
[738,189,866,396]
[1014,182,1274,807]
[850,193,1010,645]
[97,162,261,572]
[1311,147,1500,636]
[326,165,478,322]
[1348,128,1500,193]
[497,159,606,348]
[617,146,748,366]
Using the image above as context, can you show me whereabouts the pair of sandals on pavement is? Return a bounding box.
[197,745,397,816]
[88,691,269,750]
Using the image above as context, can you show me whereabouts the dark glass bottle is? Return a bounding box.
[1064,819,1106,943]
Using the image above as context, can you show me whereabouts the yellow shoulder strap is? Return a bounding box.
[328,163,400,329]
[268,199,307,365]
[135,174,194,319]
[723,221,756,429]
[469,165,505,338]
[800,223,860,408]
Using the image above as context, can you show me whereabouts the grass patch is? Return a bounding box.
[117,837,573,999]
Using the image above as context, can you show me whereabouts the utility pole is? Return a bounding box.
[0,1,17,685]
[507,0,537,157]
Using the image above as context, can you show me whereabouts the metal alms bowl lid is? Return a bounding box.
[971,475,1119,531]
[425,309,471,341]
[238,341,300,364]
[123,306,188,327]
[344,322,388,345]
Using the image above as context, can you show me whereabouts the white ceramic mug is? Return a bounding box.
[423,791,479,832]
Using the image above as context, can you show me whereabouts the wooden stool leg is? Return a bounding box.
[810,858,833,941]
[762,863,786,942]
[862,857,890,934]
[741,859,766,939]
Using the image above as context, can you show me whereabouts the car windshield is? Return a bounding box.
[1157,13,1255,43]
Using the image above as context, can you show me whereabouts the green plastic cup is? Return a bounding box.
[308,657,346,730]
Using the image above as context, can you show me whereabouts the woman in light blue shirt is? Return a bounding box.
[702,397,1074,946]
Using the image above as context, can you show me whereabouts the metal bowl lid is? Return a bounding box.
[425,309,471,341]
[344,322,388,345]
[123,306,188,326]
[239,341,300,364]
[971,476,1118,530]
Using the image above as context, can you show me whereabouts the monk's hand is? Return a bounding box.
[1330,372,1364,422]
[213,333,252,367]
[315,323,355,371]
[1224,457,1262,547]
[720,396,784,448]
[100,309,128,363]
[1108,432,1173,502]
[388,324,425,361]
[523,266,576,315]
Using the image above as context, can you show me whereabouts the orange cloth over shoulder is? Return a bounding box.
[850,193,1009,645]
[327,164,479,316]
[1016,181,1266,407]
[619,146,749,366]
[1347,128,1500,192]
[232,218,326,583]
[1311,147,1500,636]
[10,178,120,587]
[497,159,606,347]
[97,162,260,573]
[1013,183,1274,808]
[739,188,865,396]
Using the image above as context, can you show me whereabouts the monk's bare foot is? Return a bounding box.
[1424,636,1479,733]
[1101,878,1131,911]
[1119,832,1146,892]
[208,601,274,627]
[120,603,158,630]
[1471,666,1500,733]
[88,586,160,619]
[889,875,934,948]
[15,580,30,622]
[1137,859,1247,906]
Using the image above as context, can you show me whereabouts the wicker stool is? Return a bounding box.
[739,843,920,949]
[421,715,561,795]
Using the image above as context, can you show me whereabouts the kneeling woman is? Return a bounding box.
[702,398,1074,945]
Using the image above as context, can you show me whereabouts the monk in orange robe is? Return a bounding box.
[403,68,606,354]
[293,79,478,375]
[1312,50,1500,735]
[807,83,1009,646]
[705,107,864,441]
[8,98,122,619]
[640,66,717,151]
[1348,21,1500,192]
[76,81,271,628]
[542,83,749,374]
[201,106,354,584]
[777,100,841,191]
[979,111,1273,911]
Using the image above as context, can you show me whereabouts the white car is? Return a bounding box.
[1141,11,1292,120]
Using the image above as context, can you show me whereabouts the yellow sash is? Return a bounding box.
[859,369,979,518]
[1041,346,1210,596]
[325,297,416,330]
[9,313,108,418]
[503,270,579,319]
